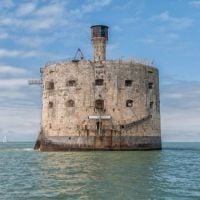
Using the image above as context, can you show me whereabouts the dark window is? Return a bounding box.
[68,80,76,86]
[95,79,104,86]
[126,100,133,107]
[148,82,153,89]
[95,99,104,109]
[125,80,132,87]
[148,70,153,74]
[67,100,75,107]
[47,81,54,89]
[96,122,100,130]
[49,102,53,108]
[150,102,154,109]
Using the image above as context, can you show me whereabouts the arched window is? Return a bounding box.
[126,100,133,107]
[68,80,76,86]
[67,100,75,107]
[49,101,53,108]
[95,79,104,86]
[95,99,104,109]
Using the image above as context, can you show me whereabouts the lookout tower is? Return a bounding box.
[91,25,108,62]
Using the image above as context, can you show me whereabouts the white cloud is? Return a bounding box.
[151,11,193,30]
[35,3,63,17]
[16,2,37,16]
[0,48,39,58]
[0,106,40,141]
[0,78,28,89]
[70,0,112,17]
[29,18,60,31]
[0,65,27,76]
[0,0,14,9]
[161,80,200,141]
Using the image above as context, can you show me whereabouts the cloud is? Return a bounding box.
[0,65,27,76]
[35,3,64,17]
[0,48,39,58]
[0,78,28,89]
[161,80,200,141]
[151,11,193,30]
[70,0,112,17]
[0,106,40,141]
[16,2,37,16]
[0,0,14,9]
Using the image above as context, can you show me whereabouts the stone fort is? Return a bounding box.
[33,25,161,151]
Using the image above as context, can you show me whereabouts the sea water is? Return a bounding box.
[0,142,200,200]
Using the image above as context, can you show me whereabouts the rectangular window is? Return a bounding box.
[148,70,153,74]
[150,102,154,109]
[46,81,54,90]
[68,80,76,86]
[95,100,104,109]
[49,102,53,108]
[95,79,104,86]
[125,80,132,87]
[148,82,153,89]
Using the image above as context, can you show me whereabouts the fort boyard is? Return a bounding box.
[31,25,162,151]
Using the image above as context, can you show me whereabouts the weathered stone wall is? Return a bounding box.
[92,37,107,61]
[40,59,161,148]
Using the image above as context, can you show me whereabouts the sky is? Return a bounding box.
[0,0,200,142]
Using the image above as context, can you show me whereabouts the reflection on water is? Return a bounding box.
[0,142,200,199]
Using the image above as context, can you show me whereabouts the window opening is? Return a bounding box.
[126,100,133,107]
[68,80,76,86]
[95,99,104,109]
[125,80,132,87]
[148,82,153,89]
[150,102,154,109]
[67,100,75,107]
[49,102,53,108]
[95,79,104,86]
[48,82,54,89]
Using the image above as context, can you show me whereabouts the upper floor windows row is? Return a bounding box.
[46,79,105,89]
[46,80,154,90]
[46,80,77,89]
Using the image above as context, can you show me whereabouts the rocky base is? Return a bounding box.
[35,136,162,151]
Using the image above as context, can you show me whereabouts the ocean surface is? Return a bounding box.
[0,143,200,200]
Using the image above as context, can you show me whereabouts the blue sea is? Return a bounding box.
[0,142,200,200]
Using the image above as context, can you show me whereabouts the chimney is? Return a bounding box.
[91,25,109,62]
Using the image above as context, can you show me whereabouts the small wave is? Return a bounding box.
[23,148,33,151]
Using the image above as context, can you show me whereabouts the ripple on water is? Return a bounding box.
[0,142,200,199]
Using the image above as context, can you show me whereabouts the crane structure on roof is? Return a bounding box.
[72,48,85,62]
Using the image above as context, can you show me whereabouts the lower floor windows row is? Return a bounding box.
[49,99,153,109]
